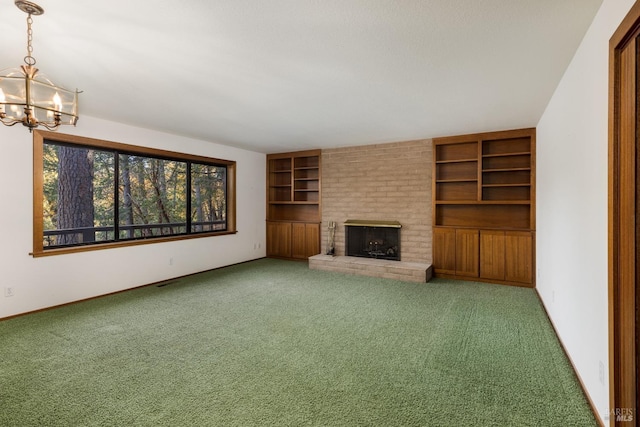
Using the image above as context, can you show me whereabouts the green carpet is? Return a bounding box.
[0,258,595,426]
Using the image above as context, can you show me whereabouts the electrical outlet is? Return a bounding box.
[4,287,14,297]
[169,257,173,266]
[599,361,605,385]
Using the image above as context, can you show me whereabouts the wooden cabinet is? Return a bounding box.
[291,223,320,259]
[432,128,535,287]
[480,230,506,280]
[455,229,479,277]
[504,231,533,284]
[433,228,481,277]
[266,150,321,260]
[433,228,456,275]
[267,222,292,258]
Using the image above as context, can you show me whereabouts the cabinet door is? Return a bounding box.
[433,228,456,275]
[267,222,292,258]
[291,223,307,259]
[292,223,321,259]
[480,230,505,280]
[304,223,320,258]
[455,229,479,277]
[505,231,533,284]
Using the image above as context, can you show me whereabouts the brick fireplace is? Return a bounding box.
[319,139,432,263]
[309,139,433,282]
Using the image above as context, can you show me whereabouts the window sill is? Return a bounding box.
[31,230,238,258]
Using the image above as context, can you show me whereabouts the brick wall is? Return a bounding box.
[320,139,433,263]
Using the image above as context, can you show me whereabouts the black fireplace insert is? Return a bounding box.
[344,219,401,261]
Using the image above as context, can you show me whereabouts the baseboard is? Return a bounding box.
[0,257,268,322]
[534,289,605,427]
[433,272,535,288]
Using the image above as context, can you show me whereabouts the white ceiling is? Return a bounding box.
[0,0,603,153]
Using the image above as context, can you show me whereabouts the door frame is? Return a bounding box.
[609,2,640,425]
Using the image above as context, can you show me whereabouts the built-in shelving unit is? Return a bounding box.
[432,128,535,287]
[267,150,321,260]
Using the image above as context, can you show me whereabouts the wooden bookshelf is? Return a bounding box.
[432,128,535,287]
[266,150,321,260]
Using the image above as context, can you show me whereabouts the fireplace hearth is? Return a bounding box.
[344,219,401,261]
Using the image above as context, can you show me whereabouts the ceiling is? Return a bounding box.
[0,0,603,153]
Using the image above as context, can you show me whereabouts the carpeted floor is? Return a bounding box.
[0,258,596,426]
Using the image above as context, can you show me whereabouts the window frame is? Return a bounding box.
[32,130,237,257]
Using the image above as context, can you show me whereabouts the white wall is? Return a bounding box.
[537,0,635,423]
[0,116,266,319]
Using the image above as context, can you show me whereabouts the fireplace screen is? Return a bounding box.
[344,220,401,261]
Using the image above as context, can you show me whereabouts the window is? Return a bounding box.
[33,131,236,256]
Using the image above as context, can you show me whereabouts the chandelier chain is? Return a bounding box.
[24,13,36,66]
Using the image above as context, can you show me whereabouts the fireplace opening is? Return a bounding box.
[344,220,401,261]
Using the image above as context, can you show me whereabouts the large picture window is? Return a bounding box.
[33,131,236,256]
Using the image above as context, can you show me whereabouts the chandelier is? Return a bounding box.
[0,1,80,132]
